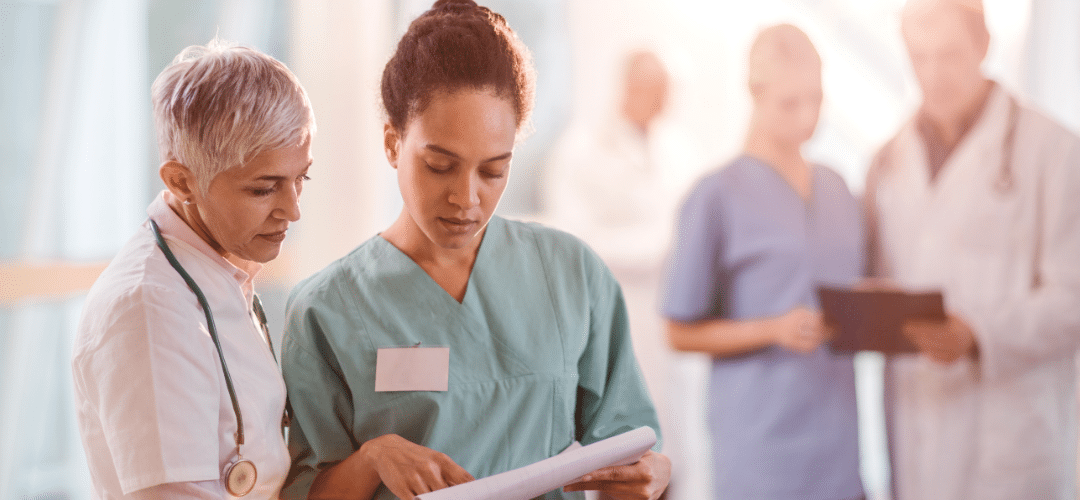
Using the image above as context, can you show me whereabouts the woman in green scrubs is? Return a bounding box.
[279,1,670,499]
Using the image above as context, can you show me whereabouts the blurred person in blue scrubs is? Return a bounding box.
[279,1,670,499]
[660,24,865,500]
[866,0,1080,498]
[72,39,315,499]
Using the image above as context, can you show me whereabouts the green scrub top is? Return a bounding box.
[280,216,661,500]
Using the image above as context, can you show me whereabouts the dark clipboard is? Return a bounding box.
[817,286,946,354]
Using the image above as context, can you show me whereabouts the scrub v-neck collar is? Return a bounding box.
[375,217,500,307]
[741,154,820,212]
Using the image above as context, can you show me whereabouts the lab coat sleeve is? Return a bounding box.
[547,127,625,252]
[975,126,1080,383]
[546,125,596,233]
[76,284,221,493]
[549,123,664,267]
[128,480,224,499]
[574,252,663,449]
[279,288,357,500]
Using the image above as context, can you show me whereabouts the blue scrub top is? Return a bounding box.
[281,216,661,500]
[661,156,865,500]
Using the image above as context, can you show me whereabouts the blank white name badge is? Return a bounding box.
[375,346,450,392]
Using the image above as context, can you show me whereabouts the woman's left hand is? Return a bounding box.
[562,450,671,500]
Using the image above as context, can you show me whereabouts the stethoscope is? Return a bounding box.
[149,218,269,497]
[882,94,1020,194]
[993,96,1020,194]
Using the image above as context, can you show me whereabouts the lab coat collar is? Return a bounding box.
[898,82,1011,193]
[915,81,996,152]
[928,82,1012,191]
[915,81,996,179]
[147,190,262,297]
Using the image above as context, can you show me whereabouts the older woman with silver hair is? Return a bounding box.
[72,39,315,499]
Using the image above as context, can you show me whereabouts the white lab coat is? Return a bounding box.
[866,84,1080,500]
[72,192,290,498]
[546,115,703,272]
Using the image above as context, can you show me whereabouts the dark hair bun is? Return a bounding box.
[381,0,535,132]
[431,0,479,10]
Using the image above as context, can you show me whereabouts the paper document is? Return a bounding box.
[416,426,657,500]
[818,286,946,354]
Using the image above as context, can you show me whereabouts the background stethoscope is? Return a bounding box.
[880,94,1019,194]
[150,219,269,497]
[993,96,1020,194]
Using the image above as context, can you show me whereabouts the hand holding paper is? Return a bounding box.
[562,449,671,500]
[416,426,660,500]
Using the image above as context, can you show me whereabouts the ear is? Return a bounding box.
[384,123,401,168]
[974,28,990,64]
[159,161,198,203]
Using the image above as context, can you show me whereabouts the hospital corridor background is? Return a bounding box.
[1,0,1079,498]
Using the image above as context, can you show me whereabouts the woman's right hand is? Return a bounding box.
[770,306,828,354]
[359,434,475,499]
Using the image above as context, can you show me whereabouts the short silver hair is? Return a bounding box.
[151,38,315,194]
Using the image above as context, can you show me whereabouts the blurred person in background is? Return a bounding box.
[71,39,315,498]
[660,24,865,500]
[545,48,707,499]
[279,1,670,499]
[866,0,1080,498]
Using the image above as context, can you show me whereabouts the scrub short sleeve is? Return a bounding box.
[574,252,662,448]
[280,289,357,500]
[660,178,725,322]
[79,284,221,493]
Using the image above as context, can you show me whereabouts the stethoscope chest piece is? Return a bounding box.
[224,456,257,496]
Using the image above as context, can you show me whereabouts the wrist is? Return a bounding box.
[760,316,784,346]
[356,436,391,483]
[358,435,389,470]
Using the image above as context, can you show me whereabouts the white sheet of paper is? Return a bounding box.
[416,426,657,500]
[374,347,449,392]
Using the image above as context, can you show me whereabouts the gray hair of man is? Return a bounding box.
[901,0,989,47]
[151,38,316,195]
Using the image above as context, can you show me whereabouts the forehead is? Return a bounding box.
[404,89,517,149]
[760,63,821,93]
[219,138,313,180]
[902,6,980,49]
[627,54,667,84]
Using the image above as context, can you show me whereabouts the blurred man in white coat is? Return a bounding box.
[865,0,1080,498]
[546,49,708,500]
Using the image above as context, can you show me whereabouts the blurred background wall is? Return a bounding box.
[1,0,1076,498]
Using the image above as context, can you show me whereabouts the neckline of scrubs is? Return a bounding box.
[740,154,821,212]
[374,217,500,308]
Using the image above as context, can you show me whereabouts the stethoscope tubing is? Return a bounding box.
[880,94,1020,195]
[995,97,1020,194]
[149,219,246,447]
